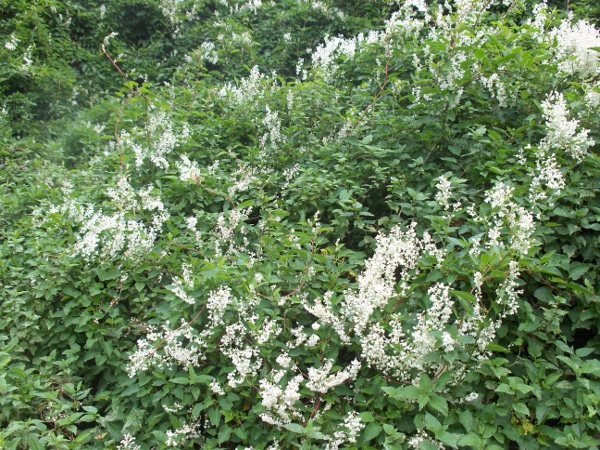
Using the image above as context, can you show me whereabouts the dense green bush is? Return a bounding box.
[1,0,600,449]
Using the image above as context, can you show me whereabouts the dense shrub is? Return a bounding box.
[1,0,600,449]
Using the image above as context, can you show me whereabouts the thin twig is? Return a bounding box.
[102,43,128,79]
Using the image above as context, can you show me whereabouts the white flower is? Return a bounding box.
[553,19,600,78]
[464,392,479,402]
[200,41,219,64]
[276,353,292,368]
[435,175,452,210]
[117,434,141,450]
[187,216,198,230]
[207,286,234,325]
[5,34,19,51]
[541,91,593,161]
[306,359,353,393]
[210,380,225,396]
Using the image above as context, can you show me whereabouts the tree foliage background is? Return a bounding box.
[2,0,600,448]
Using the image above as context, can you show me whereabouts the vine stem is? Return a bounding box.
[102,43,128,79]
[352,42,393,130]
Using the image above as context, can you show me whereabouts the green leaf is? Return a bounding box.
[533,286,554,303]
[218,425,232,444]
[575,347,595,358]
[359,411,376,422]
[580,359,600,375]
[439,431,461,448]
[363,423,382,443]
[384,385,420,401]
[495,383,514,394]
[28,437,44,450]
[459,410,473,432]
[428,395,448,416]
[487,343,510,353]
[568,263,591,281]
[451,290,477,304]
[513,402,529,417]
[208,408,220,426]
[98,268,120,281]
[419,374,433,393]
[283,423,306,434]
[424,413,443,434]
[458,433,483,447]
[536,404,548,422]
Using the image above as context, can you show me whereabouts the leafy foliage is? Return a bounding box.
[2,0,600,449]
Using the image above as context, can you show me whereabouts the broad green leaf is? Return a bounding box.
[283,423,306,434]
[424,413,443,434]
[568,263,591,281]
[363,423,382,443]
[428,395,448,416]
[459,411,473,432]
[513,402,529,416]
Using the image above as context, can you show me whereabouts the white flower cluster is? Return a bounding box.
[552,18,600,78]
[478,182,536,255]
[541,91,593,162]
[306,359,361,393]
[435,175,452,210]
[214,207,253,256]
[311,32,381,83]
[480,73,508,107]
[165,421,201,447]
[200,41,219,64]
[254,317,282,345]
[177,155,202,183]
[238,0,263,14]
[342,223,444,335]
[5,34,19,51]
[259,357,360,429]
[127,320,207,377]
[303,291,350,343]
[227,163,258,197]
[259,372,304,425]
[357,283,456,380]
[218,66,274,106]
[496,260,522,318]
[260,106,284,150]
[296,0,345,20]
[21,45,33,72]
[408,430,441,449]
[206,286,235,325]
[530,5,600,78]
[210,380,225,395]
[326,411,364,450]
[125,110,192,169]
[158,0,186,24]
[584,86,600,109]
[71,178,169,263]
[221,323,262,388]
[170,278,196,305]
[529,151,565,204]
[230,31,254,46]
[117,434,141,450]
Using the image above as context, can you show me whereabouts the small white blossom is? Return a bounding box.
[435,175,452,210]
[5,34,19,51]
[117,434,141,450]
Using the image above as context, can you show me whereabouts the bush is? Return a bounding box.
[2,0,600,449]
